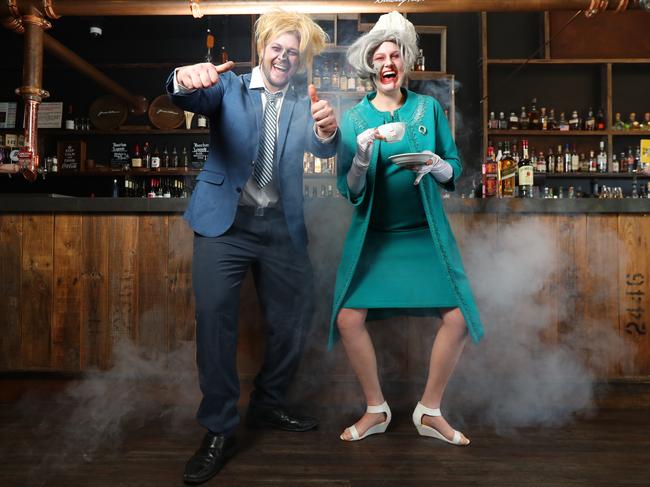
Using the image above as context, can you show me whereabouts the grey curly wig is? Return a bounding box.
[346,14,419,84]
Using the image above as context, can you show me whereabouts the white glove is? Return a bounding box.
[354,128,379,167]
[413,151,453,186]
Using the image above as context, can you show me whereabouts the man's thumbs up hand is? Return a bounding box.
[309,84,337,139]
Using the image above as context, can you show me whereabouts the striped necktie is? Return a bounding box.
[253,90,283,188]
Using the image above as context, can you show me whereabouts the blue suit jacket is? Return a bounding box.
[166,71,338,249]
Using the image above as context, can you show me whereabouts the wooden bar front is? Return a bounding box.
[1,200,648,382]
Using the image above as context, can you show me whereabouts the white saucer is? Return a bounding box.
[388,152,432,166]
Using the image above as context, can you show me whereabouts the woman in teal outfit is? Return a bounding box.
[331,12,484,445]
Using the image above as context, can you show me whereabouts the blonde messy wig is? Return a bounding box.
[255,11,329,73]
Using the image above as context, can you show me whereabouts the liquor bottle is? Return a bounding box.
[563,144,571,173]
[131,143,142,169]
[498,141,517,197]
[112,179,119,198]
[65,105,75,130]
[161,146,169,168]
[197,114,207,128]
[530,146,538,172]
[495,141,503,161]
[584,107,596,131]
[219,46,229,64]
[627,146,635,172]
[171,146,179,168]
[508,111,519,130]
[620,151,628,172]
[596,107,606,130]
[642,112,650,129]
[549,108,558,130]
[142,141,151,169]
[498,112,507,130]
[205,29,214,63]
[518,140,534,198]
[529,99,540,130]
[488,111,497,129]
[613,112,626,130]
[511,142,519,164]
[482,142,498,198]
[331,62,340,91]
[629,112,641,130]
[588,150,597,172]
[571,144,580,172]
[151,146,161,171]
[321,62,331,91]
[580,152,589,172]
[597,140,608,172]
[347,68,356,91]
[568,110,581,130]
[540,107,548,131]
[611,153,619,173]
[180,146,189,169]
[415,49,425,71]
[559,112,570,131]
[537,150,547,173]
[519,106,529,130]
[547,146,555,174]
[339,67,347,91]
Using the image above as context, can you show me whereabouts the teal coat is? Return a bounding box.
[329,89,484,350]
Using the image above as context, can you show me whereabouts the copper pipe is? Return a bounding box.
[0,0,648,18]
[15,10,48,182]
[43,34,148,115]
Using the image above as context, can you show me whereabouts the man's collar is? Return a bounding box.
[250,66,290,97]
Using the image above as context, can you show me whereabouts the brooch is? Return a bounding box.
[418,125,427,135]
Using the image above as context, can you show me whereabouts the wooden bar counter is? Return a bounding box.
[1,196,649,385]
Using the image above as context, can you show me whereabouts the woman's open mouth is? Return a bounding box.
[379,68,398,84]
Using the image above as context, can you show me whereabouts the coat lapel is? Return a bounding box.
[276,86,296,165]
[244,73,263,135]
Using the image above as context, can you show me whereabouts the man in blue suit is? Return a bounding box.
[167,11,337,486]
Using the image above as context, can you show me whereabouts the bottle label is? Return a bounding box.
[131,157,142,168]
[518,165,534,185]
[151,156,160,168]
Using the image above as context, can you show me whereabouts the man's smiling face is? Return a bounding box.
[260,32,300,92]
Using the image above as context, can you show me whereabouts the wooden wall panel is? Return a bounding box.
[550,11,650,59]
[167,215,195,349]
[21,215,54,369]
[0,215,22,370]
[585,215,621,377]
[618,216,650,376]
[137,215,169,354]
[108,216,139,350]
[556,215,588,348]
[535,215,559,345]
[81,216,110,370]
[52,215,82,371]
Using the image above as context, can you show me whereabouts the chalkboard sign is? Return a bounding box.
[110,141,130,169]
[57,140,86,171]
[191,142,209,169]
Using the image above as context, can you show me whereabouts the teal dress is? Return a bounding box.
[329,89,484,349]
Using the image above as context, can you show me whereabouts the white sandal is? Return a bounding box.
[340,401,391,441]
[412,402,469,446]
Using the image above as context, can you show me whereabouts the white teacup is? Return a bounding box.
[377,122,406,143]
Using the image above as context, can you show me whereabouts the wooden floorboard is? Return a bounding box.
[1,401,649,486]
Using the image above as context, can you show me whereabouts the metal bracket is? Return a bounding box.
[189,0,203,18]
[15,86,50,98]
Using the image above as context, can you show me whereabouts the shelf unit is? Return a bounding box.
[481,12,650,180]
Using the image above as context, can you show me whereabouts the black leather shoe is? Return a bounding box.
[183,432,236,485]
[246,406,318,432]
